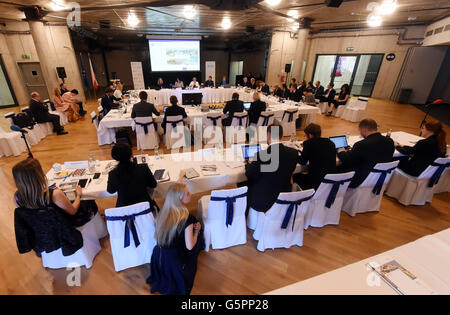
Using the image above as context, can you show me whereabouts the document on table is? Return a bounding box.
[368,256,437,295]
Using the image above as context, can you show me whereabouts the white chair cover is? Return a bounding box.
[164,115,187,149]
[44,98,68,126]
[91,111,116,146]
[385,157,450,206]
[198,186,248,251]
[203,113,223,145]
[305,172,355,229]
[0,126,27,157]
[133,116,159,150]
[342,160,399,216]
[251,189,315,252]
[40,212,106,269]
[317,101,328,114]
[434,168,450,194]
[341,97,368,122]
[5,112,42,145]
[279,108,298,138]
[105,202,157,272]
[334,97,355,118]
[225,112,248,144]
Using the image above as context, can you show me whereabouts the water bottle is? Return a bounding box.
[88,153,95,173]
[154,145,160,159]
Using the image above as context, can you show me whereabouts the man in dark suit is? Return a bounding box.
[314,81,325,99]
[222,92,244,126]
[241,76,251,88]
[338,119,395,188]
[294,123,337,190]
[101,87,120,114]
[29,92,67,135]
[131,91,160,118]
[260,81,270,94]
[204,76,215,88]
[288,84,301,102]
[319,83,336,105]
[246,122,299,213]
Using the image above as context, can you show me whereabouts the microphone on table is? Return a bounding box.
[10,125,28,134]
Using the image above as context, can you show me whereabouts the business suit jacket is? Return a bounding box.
[397,135,445,176]
[223,100,244,126]
[338,133,395,188]
[162,105,187,132]
[131,101,160,118]
[248,100,266,125]
[245,143,299,213]
[314,85,325,99]
[204,80,214,87]
[289,89,302,102]
[320,89,336,103]
[299,137,337,190]
[29,99,50,123]
[261,85,270,94]
[101,94,117,114]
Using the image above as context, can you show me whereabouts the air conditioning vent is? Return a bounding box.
[434,26,444,34]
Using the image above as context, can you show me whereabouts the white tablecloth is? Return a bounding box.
[265,228,450,295]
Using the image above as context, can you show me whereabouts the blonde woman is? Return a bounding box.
[52,88,80,122]
[113,81,123,100]
[147,172,203,295]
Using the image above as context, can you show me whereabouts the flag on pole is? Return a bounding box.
[79,53,90,89]
[88,54,98,90]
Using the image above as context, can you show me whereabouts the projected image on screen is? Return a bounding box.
[149,40,200,72]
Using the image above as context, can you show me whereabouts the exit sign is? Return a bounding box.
[346,47,355,51]
[21,54,31,59]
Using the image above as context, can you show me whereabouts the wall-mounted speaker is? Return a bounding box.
[325,0,344,8]
[285,64,292,73]
[56,67,67,79]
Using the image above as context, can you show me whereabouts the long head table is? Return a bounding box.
[265,228,450,295]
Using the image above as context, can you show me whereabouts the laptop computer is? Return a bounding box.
[242,144,261,160]
[329,135,349,149]
[244,102,251,110]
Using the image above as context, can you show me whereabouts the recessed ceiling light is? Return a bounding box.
[183,5,196,19]
[221,17,232,30]
[50,0,66,11]
[367,13,382,27]
[287,10,298,22]
[378,0,397,15]
[127,12,139,27]
[265,0,282,6]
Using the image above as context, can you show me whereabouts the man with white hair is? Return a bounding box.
[29,92,67,135]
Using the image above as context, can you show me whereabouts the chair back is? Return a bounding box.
[419,157,450,187]
[165,115,185,149]
[134,116,159,150]
[256,111,275,127]
[359,161,400,193]
[230,112,248,128]
[105,202,156,272]
[281,108,298,123]
[90,111,99,129]
[313,172,355,205]
[204,113,223,129]
[207,187,248,225]
[134,116,155,135]
[356,97,369,109]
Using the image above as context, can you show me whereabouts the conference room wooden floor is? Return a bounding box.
[0,98,448,295]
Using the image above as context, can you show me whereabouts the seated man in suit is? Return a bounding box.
[314,81,325,99]
[245,122,299,213]
[131,91,160,118]
[222,92,244,126]
[294,123,337,190]
[101,87,120,114]
[29,92,67,135]
[204,76,215,88]
[241,76,251,88]
[337,119,395,188]
[162,95,188,134]
[250,77,258,90]
[319,83,336,105]
[260,81,270,94]
[288,84,301,102]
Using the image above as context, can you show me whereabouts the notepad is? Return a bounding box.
[182,168,200,179]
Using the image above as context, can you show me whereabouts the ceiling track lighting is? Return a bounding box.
[221,17,231,30]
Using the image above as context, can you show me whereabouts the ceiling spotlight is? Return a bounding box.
[378,0,397,15]
[287,10,298,22]
[367,13,382,27]
[265,0,282,6]
[50,0,67,11]
[183,5,196,19]
[292,22,300,31]
[127,12,139,27]
[221,17,231,30]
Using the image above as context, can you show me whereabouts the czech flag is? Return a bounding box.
[88,54,98,90]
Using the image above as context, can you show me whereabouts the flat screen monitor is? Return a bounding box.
[182,93,203,105]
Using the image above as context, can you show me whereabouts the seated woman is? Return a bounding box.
[327,84,350,116]
[248,91,266,125]
[174,78,184,89]
[147,172,203,295]
[162,96,188,134]
[62,89,85,118]
[12,158,94,227]
[107,143,158,210]
[52,88,80,122]
[395,121,447,176]
[113,81,124,100]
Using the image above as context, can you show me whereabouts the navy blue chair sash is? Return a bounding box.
[322,178,353,208]
[428,162,450,188]
[233,115,247,127]
[259,114,274,126]
[164,119,184,134]
[277,195,313,232]
[91,115,98,123]
[282,111,296,122]
[135,120,153,134]
[106,208,151,248]
[372,166,397,195]
[210,192,247,227]
[207,116,221,126]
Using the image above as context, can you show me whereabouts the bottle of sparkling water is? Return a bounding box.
[88,152,95,173]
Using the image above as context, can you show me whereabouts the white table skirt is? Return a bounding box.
[265,228,450,295]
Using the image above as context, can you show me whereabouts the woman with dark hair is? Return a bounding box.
[107,143,158,209]
[396,121,447,176]
[327,84,350,116]
[162,95,188,133]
